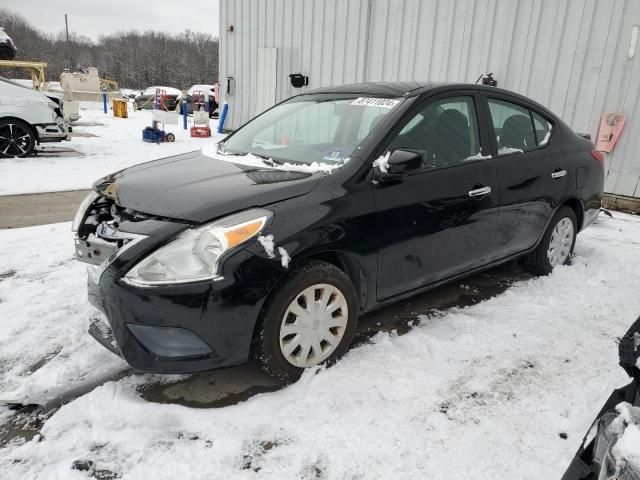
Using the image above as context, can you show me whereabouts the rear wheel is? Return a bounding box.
[0,120,36,158]
[524,206,577,275]
[254,261,358,382]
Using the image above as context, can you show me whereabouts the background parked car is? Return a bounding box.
[180,84,219,117]
[0,27,17,60]
[562,315,640,480]
[0,76,70,158]
[133,86,181,111]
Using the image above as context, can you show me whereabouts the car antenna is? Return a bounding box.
[476,73,498,87]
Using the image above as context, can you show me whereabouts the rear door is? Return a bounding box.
[482,95,569,256]
[373,92,499,300]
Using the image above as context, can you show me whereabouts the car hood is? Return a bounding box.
[94,150,321,223]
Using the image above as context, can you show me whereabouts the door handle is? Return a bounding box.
[551,169,567,179]
[468,186,492,197]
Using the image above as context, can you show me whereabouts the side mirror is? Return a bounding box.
[376,149,423,182]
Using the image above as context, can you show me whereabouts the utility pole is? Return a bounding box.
[64,14,70,70]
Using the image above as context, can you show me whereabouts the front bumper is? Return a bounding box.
[83,232,282,374]
[562,380,639,480]
[36,121,71,142]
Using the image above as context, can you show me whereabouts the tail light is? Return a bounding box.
[590,150,605,163]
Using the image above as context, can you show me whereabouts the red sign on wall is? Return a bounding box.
[596,112,626,153]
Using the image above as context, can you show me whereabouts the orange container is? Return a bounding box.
[112,99,128,118]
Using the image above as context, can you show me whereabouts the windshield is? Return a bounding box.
[0,76,32,90]
[220,94,402,165]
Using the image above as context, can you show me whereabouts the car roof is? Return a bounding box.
[304,81,558,118]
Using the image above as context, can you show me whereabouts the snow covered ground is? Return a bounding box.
[1,213,640,479]
[0,103,221,196]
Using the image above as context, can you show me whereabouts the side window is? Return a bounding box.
[488,99,536,155]
[389,96,482,169]
[532,111,553,146]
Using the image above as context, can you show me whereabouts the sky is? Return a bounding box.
[2,0,220,41]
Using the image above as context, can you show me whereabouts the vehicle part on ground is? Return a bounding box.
[524,207,577,275]
[562,316,640,480]
[255,261,358,381]
[0,119,35,158]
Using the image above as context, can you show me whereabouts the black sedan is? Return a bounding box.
[72,82,604,380]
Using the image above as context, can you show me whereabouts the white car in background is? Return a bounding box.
[0,76,71,158]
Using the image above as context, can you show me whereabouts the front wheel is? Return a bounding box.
[524,206,577,275]
[254,261,358,382]
[0,119,36,158]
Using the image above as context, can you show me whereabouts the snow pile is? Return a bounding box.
[498,147,524,155]
[278,247,291,268]
[611,402,640,470]
[201,144,344,174]
[1,214,640,479]
[372,151,391,173]
[257,235,291,268]
[257,234,276,258]
[0,224,126,404]
[465,151,493,161]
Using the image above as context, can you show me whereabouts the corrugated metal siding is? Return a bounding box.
[219,0,370,127]
[219,0,640,197]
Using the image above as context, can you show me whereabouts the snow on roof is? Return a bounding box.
[141,86,182,97]
[188,84,215,95]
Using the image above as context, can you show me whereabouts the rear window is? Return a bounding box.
[487,98,553,155]
[532,111,553,146]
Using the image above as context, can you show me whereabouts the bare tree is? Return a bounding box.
[0,8,219,89]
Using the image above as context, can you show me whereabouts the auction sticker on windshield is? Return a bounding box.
[350,97,400,108]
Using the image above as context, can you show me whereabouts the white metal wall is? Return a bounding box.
[219,0,640,198]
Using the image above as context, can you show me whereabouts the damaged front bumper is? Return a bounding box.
[35,120,71,143]
[72,195,280,373]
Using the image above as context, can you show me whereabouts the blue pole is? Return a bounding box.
[102,87,107,114]
[182,96,188,130]
[217,101,229,134]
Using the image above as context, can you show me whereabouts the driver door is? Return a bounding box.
[373,93,500,300]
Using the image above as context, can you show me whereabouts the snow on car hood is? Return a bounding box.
[201,143,345,174]
[95,149,321,223]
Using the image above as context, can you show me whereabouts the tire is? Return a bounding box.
[0,119,36,158]
[0,46,15,61]
[165,133,175,142]
[524,206,577,276]
[254,260,359,382]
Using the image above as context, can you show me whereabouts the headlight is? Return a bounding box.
[123,208,272,286]
[71,191,99,232]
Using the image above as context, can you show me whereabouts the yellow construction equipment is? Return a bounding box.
[0,60,48,90]
[100,77,120,92]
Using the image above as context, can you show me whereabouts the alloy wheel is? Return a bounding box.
[547,217,574,267]
[0,123,34,158]
[279,283,349,368]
